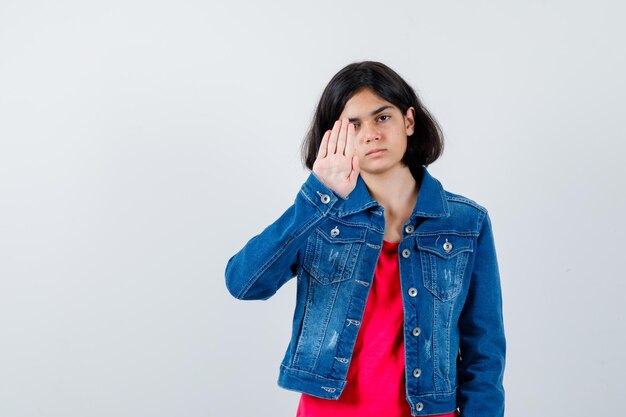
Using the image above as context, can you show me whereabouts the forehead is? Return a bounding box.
[339,88,399,119]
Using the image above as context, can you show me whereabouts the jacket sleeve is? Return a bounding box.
[457,211,506,417]
[225,172,343,300]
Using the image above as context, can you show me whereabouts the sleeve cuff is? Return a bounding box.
[299,172,344,215]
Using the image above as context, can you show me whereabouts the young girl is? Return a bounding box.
[225,61,505,417]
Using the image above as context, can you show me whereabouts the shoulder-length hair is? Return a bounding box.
[301,61,444,182]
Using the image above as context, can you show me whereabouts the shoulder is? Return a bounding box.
[441,188,490,233]
[443,189,488,214]
[421,166,488,219]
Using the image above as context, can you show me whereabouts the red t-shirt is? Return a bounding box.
[297,240,457,417]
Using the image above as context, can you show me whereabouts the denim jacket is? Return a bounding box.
[225,166,505,417]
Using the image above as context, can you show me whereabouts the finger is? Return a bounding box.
[328,120,340,155]
[349,155,360,184]
[317,130,331,159]
[345,120,356,157]
[337,118,349,156]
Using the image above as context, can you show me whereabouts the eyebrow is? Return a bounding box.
[347,105,394,123]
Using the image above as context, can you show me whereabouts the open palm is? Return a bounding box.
[312,118,360,199]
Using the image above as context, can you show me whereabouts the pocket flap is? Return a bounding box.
[417,233,473,259]
[301,219,366,285]
[316,220,367,244]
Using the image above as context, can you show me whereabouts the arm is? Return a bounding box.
[457,211,506,417]
[224,172,341,300]
[225,118,359,301]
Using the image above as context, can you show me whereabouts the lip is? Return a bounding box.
[366,148,386,156]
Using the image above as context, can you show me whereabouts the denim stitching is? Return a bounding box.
[432,296,441,392]
[318,221,369,241]
[405,388,458,398]
[337,201,380,217]
[446,195,487,213]
[280,363,343,380]
[444,300,454,391]
[293,278,314,366]
[304,228,362,285]
[455,251,470,296]
[476,209,488,234]
[323,216,373,229]
[430,253,438,300]
[410,188,449,218]
[330,243,376,376]
[416,230,479,237]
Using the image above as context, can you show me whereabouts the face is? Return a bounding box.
[338,88,415,177]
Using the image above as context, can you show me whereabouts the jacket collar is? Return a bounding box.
[337,165,450,219]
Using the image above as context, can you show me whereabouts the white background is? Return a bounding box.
[1,1,625,416]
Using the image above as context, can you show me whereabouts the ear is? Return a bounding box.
[404,107,416,136]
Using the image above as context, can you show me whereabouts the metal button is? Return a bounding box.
[412,327,421,337]
[404,225,414,234]
[413,368,422,378]
[401,248,411,258]
[330,227,340,237]
[415,402,424,412]
[443,238,453,253]
[320,194,331,204]
[408,287,418,297]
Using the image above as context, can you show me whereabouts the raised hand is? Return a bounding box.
[312,117,360,199]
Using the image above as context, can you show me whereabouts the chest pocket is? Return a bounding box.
[302,220,366,285]
[417,233,474,301]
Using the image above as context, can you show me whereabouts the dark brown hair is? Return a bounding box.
[301,61,443,181]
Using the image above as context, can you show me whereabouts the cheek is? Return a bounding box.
[354,141,367,156]
[400,140,408,154]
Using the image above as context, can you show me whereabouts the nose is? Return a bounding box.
[360,121,381,143]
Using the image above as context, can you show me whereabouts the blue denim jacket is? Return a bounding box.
[225,166,505,417]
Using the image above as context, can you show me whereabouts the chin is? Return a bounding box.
[362,161,404,176]
[361,166,392,176]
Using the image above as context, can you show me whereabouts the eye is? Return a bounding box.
[352,122,360,129]
[378,115,390,122]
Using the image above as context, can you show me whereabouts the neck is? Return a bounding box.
[361,166,419,217]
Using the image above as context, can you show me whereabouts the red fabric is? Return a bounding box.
[297,240,457,417]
